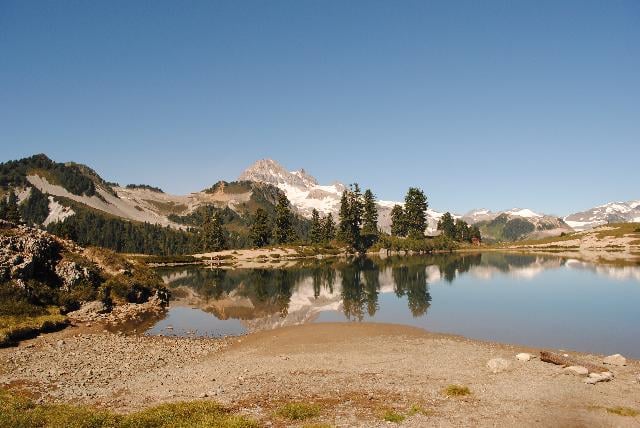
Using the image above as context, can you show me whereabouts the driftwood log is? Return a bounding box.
[539,351,608,373]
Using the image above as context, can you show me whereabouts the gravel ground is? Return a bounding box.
[1,323,639,427]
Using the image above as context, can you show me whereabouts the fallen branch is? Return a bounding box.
[539,351,608,373]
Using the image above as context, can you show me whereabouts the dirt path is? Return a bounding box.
[1,323,639,427]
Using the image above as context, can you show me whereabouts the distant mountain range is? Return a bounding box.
[1,154,638,244]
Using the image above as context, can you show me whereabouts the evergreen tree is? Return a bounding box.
[310,209,323,244]
[338,184,363,250]
[361,189,378,247]
[437,212,456,239]
[201,212,227,251]
[454,219,470,242]
[322,213,335,242]
[470,225,482,242]
[338,190,350,241]
[5,189,21,223]
[272,193,296,244]
[0,195,7,220]
[403,187,428,238]
[250,208,271,247]
[390,204,407,237]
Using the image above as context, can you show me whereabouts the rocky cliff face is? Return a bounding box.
[0,219,167,319]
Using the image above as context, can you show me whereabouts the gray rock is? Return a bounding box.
[563,366,589,376]
[603,354,626,366]
[584,372,613,384]
[487,358,510,373]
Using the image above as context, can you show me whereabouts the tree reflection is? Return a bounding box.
[392,263,431,317]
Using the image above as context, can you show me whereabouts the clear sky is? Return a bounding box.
[1,1,638,215]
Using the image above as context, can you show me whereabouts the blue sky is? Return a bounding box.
[1,1,638,215]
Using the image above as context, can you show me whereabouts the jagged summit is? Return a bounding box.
[238,159,319,189]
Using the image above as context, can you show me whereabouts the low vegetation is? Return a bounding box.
[606,406,639,417]
[381,409,406,423]
[275,402,322,421]
[0,389,259,427]
[443,384,471,397]
[0,307,68,346]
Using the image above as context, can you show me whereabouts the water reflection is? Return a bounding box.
[147,253,640,357]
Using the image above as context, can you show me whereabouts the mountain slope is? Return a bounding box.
[0,155,309,253]
[564,200,640,231]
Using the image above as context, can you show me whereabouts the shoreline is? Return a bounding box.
[1,322,639,426]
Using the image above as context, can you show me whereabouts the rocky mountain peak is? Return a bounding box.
[238,159,319,189]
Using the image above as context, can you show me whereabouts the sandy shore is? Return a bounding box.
[1,323,639,427]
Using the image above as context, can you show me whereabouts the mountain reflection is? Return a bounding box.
[155,252,636,333]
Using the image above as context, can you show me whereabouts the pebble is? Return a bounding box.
[487,358,510,374]
[603,354,626,367]
[515,353,533,362]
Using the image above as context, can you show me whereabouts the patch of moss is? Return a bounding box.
[276,402,321,421]
[606,406,639,417]
[443,384,471,397]
[0,307,68,346]
[0,389,259,427]
[381,409,405,423]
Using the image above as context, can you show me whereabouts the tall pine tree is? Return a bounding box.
[250,208,271,247]
[404,187,428,238]
[4,189,21,224]
[361,189,378,247]
[272,193,296,244]
[200,212,226,251]
[322,213,335,242]
[437,212,456,239]
[310,209,323,244]
[390,205,407,237]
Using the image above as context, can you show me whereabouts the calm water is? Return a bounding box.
[147,253,640,358]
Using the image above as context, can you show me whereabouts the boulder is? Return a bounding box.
[487,358,510,373]
[563,366,589,376]
[603,354,626,367]
[584,372,614,384]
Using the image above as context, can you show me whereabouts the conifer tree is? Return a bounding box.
[361,189,378,246]
[250,208,271,247]
[470,225,482,242]
[322,213,335,242]
[0,195,7,221]
[201,212,226,251]
[454,219,470,242]
[338,184,364,250]
[5,189,21,224]
[403,187,428,238]
[310,208,323,244]
[390,205,407,237]
[272,193,296,244]
[437,212,456,239]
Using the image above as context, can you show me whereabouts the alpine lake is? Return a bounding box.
[146,253,640,358]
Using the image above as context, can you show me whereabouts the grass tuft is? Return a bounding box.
[0,389,259,427]
[276,402,321,421]
[381,409,406,423]
[443,385,471,397]
[606,407,639,417]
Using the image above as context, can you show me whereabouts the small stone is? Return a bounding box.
[603,354,626,366]
[487,358,510,373]
[516,353,532,362]
[563,366,589,376]
[56,340,65,348]
[198,393,208,398]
